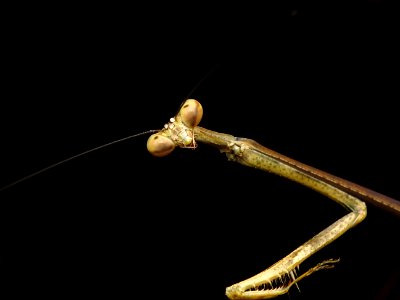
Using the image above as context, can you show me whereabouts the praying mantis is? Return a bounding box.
[147,99,400,299]
[2,3,399,299]
[2,95,399,299]
[1,60,400,300]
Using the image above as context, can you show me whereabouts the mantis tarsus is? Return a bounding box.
[147,99,400,299]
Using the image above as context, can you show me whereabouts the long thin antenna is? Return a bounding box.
[185,64,220,100]
[0,129,159,192]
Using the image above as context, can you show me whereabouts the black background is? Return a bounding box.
[2,2,400,300]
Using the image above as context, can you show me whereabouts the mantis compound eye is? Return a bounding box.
[147,134,175,157]
[179,99,203,128]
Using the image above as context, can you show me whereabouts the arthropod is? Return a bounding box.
[2,98,399,300]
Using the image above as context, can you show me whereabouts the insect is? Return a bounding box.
[147,99,400,299]
[3,69,400,295]
[2,97,399,300]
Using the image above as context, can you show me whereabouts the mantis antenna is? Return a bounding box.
[0,130,160,192]
[147,99,400,300]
